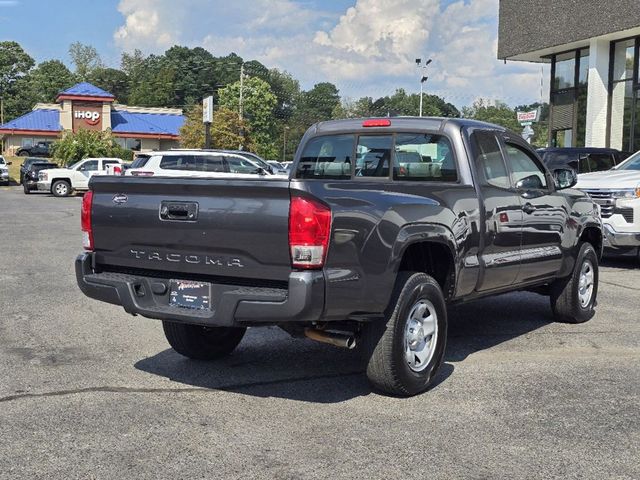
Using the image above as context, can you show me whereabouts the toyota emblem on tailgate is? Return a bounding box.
[113,194,128,205]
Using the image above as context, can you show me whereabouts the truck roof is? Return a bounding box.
[310,117,509,134]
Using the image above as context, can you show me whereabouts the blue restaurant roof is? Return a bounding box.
[58,82,115,99]
[0,108,183,136]
[0,109,62,132]
[111,110,184,136]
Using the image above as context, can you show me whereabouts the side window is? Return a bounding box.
[473,131,510,188]
[586,153,616,172]
[200,155,225,172]
[393,133,457,182]
[296,134,354,179]
[356,135,392,178]
[79,160,99,172]
[226,156,258,174]
[160,155,198,171]
[504,143,548,190]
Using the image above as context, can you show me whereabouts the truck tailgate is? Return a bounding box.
[90,176,292,282]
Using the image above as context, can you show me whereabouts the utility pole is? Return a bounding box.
[415,58,432,117]
[239,63,244,122]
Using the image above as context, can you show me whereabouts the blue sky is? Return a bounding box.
[0,0,546,107]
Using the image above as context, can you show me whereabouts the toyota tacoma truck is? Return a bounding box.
[576,151,640,262]
[76,118,603,396]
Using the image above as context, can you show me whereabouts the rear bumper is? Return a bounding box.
[75,253,325,326]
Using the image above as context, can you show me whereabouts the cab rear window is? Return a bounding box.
[295,133,457,182]
[296,134,354,179]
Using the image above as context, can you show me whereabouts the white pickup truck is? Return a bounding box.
[576,152,640,260]
[38,157,124,197]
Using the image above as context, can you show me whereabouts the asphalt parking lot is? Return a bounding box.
[0,186,638,479]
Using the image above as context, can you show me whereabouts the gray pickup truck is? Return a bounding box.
[76,118,603,396]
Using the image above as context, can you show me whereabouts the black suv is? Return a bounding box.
[22,160,57,194]
[16,141,52,158]
[19,158,52,184]
[537,147,629,174]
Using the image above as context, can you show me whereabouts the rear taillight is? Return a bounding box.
[81,191,94,251]
[113,165,122,175]
[131,171,154,177]
[289,195,331,269]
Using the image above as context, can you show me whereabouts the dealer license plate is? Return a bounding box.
[169,280,211,310]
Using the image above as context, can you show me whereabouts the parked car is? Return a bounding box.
[16,141,53,158]
[576,151,640,260]
[0,156,11,185]
[124,150,283,178]
[537,147,629,174]
[22,160,58,194]
[267,160,288,174]
[37,157,124,197]
[19,157,48,184]
[76,117,603,396]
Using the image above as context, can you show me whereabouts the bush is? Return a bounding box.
[50,129,133,165]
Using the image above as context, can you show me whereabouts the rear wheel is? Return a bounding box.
[550,242,599,323]
[18,151,28,157]
[162,321,246,360]
[361,272,447,396]
[51,180,71,197]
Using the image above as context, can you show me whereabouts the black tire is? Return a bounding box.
[550,242,599,323]
[51,179,71,197]
[23,181,31,194]
[162,321,246,360]
[361,272,447,396]
[18,151,29,157]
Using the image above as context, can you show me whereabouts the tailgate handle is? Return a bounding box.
[160,201,198,221]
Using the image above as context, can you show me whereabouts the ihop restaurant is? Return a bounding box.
[0,82,184,154]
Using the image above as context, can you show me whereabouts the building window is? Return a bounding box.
[115,137,142,151]
[549,48,589,148]
[609,37,640,153]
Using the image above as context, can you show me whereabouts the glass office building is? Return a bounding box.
[498,0,640,152]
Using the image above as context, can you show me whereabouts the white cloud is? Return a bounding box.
[113,0,548,107]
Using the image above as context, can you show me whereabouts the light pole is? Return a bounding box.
[282,126,290,162]
[415,58,432,117]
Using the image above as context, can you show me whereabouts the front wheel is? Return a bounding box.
[550,242,599,323]
[51,180,71,197]
[361,272,448,396]
[162,321,246,360]
[23,181,31,194]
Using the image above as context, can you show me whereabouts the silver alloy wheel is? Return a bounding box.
[404,299,438,372]
[54,182,68,196]
[578,259,595,308]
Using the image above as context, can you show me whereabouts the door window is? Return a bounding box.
[473,131,510,189]
[356,135,392,178]
[393,133,457,182]
[225,156,259,174]
[504,144,548,190]
[79,160,99,172]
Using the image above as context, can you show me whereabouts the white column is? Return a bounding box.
[585,38,610,147]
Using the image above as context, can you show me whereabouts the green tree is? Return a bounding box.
[179,104,206,148]
[211,107,254,151]
[267,68,300,122]
[68,42,103,81]
[88,67,129,103]
[127,54,175,107]
[462,99,520,132]
[219,76,278,158]
[0,41,35,121]
[50,129,132,165]
[29,60,76,101]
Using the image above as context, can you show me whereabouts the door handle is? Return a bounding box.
[522,202,536,214]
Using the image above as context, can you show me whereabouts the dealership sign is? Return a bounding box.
[74,110,101,126]
[516,109,539,126]
[203,96,213,123]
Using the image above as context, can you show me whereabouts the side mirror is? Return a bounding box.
[515,174,544,190]
[553,168,577,190]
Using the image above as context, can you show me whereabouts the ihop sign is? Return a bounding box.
[74,110,101,126]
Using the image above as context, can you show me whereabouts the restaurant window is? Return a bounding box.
[609,37,640,153]
[549,48,589,147]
